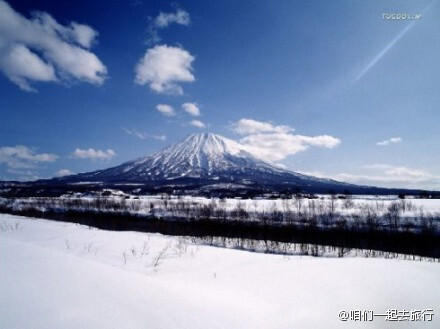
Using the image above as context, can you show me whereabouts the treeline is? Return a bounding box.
[1,195,438,235]
[190,236,438,262]
[1,196,440,258]
[0,196,440,258]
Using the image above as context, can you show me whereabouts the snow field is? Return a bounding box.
[0,213,439,328]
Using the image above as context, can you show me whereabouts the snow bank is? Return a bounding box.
[0,214,439,328]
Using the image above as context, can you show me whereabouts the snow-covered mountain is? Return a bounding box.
[68,133,288,181]
[52,132,379,194]
[0,133,429,196]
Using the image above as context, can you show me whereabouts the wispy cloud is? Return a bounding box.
[122,128,166,141]
[354,21,417,83]
[0,0,107,91]
[154,9,190,28]
[147,8,190,44]
[353,2,434,84]
[377,137,402,146]
[122,128,149,140]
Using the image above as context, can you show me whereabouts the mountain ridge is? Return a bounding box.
[0,133,431,197]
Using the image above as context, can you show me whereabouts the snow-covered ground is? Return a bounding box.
[0,213,439,328]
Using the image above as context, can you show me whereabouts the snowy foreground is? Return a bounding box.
[0,213,439,329]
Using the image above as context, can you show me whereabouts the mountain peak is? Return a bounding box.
[180,132,245,157]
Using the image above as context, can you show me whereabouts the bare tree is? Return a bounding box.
[122,250,128,266]
[386,202,402,232]
[150,242,171,271]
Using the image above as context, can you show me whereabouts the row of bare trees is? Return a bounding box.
[0,196,439,235]
[189,235,438,261]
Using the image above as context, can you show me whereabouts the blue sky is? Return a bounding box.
[1,0,439,189]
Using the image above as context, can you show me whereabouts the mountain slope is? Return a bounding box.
[64,133,290,182]
[2,132,425,196]
[50,132,389,194]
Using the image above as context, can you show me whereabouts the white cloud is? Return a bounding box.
[72,148,115,160]
[190,120,206,128]
[156,104,175,116]
[333,169,439,190]
[0,145,58,169]
[154,9,190,28]
[240,133,340,162]
[300,164,440,190]
[0,1,107,91]
[377,137,402,146]
[182,102,200,116]
[361,164,427,180]
[56,169,74,177]
[231,119,340,162]
[383,166,431,180]
[1,44,57,92]
[231,118,292,135]
[135,45,195,94]
[69,22,98,48]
